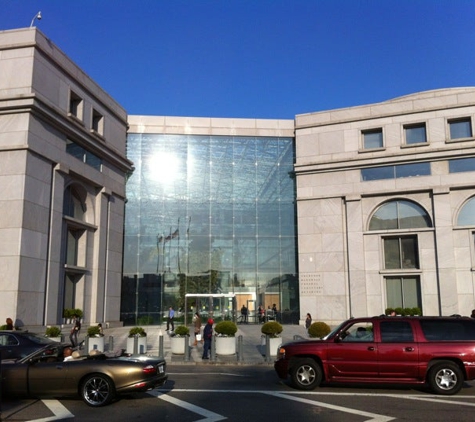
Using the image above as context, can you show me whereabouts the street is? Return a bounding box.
[3,364,475,421]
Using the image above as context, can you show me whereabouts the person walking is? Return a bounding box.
[202,318,214,360]
[69,314,81,348]
[193,312,202,346]
[166,306,175,331]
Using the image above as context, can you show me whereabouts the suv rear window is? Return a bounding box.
[420,319,475,341]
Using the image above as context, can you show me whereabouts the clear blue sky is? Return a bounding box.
[2,0,475,119]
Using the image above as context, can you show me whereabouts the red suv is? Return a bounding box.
[274,316,475,395]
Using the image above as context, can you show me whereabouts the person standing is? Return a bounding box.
[241,304,248,323]
[70,314,81,348]
[202,318,214,360]
[305,313,312,332]
[166,306,175,331]
[193,312,202,346]
[5,317,13,330]
[471,309,475,318]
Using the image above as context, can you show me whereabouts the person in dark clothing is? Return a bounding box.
[70,314,81,348]
[5,317,13,330]
[202,319,214,359]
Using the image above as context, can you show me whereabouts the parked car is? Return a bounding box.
[0,331,56,360]
[1,343,168,406]
[274,316,475,395]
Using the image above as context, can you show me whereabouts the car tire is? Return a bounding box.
[427,361,464,395]
[290,358,322,390]
[81,373,116,407]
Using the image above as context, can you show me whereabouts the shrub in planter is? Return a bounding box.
[129,326,146,337]
[73,308,83,319]
[45,326,61,338]
[394,307,404,316]
[308,321,331,338]
[87,325,103,337]
[173,325,190,337]
[214,321,238,337]
[261,321,283,338]
[63,308,73,320]
[411,307,422,316]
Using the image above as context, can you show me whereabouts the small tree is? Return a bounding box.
[214,321,238,337]
[129,326,146,337]
[308,321,331,338]
[174,325,190,337]
[87,325,102,337]
[45,326,61,337]
[261,321,283,338]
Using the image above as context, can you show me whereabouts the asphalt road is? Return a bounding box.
[3,364,475,421]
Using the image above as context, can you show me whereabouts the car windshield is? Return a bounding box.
[23,333,56,345]
[322,321,347,340]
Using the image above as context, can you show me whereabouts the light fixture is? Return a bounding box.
[30,11,42,28]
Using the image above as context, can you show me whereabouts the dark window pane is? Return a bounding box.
[361,166,394,181]
[405,124,426,144]
[449,158,475,174]
[450,119,472,139]
[363,129,383,149]
[395,163,430,178]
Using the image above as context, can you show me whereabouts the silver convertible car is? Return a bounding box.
[1,343,168,407]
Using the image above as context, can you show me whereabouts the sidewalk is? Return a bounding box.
[95,323,310,365]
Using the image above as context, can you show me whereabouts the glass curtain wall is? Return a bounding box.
[121,134,298,325]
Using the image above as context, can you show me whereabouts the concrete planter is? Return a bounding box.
[126,336,147,354]
[267,336,282,357]
[171,336,188,355]
[48,337,62,343]
[215,336,236,356]
[86,335,105,352]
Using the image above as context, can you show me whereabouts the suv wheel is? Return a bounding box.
[428,361,464,395]
[290,358,322,390]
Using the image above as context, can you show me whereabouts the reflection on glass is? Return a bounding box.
[121,134,299,325]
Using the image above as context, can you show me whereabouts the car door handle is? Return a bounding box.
[405,347,415,352]
[367,347,375,351]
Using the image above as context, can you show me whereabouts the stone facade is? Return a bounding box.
[295,88,475,325]
[0,28,132,327]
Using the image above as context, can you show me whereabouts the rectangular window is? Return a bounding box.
[404,123,427,145]
[361,163,430,181]
[362,128,383,149]
[92,109,104,135]
[69,91,83,120]
[384,236,419,269]
[449,157,475,173]
[449,118,472,140]
[386,276,421,310]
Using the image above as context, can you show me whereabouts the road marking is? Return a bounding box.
[263,391,395,422]
[148,391,226,422]
[30,400,74,422]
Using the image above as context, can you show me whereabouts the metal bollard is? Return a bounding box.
[158,333,164,358]
[85,336,90,351]
[210,335,216,361]
[133,336,138,355]
[237,335,243,362]
[265,334,271,363]
[108,335,114,352]
[184,336,190,362]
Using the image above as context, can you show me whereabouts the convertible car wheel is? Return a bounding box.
[81,374,115,407]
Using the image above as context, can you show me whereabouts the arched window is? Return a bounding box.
[369,200,431,231]
[63,185,86,220]
[457,197,475,226]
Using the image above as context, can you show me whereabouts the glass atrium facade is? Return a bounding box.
[121,134,299,325]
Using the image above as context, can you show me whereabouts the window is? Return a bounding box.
[361,163,430,181]
[385,276,422,313]
[63,186,86,220]
[384,236,419,269]
[404,123,427,145]
[457,197,475,226]
[341,322,374,342]
[362,128,383,149]
[449,118,472,140]
[420,320,475,341]
[69,91,83,120]
[369,199,432,231]
[380,320,414,342]
[92,109,104,135]
[66,140,102,171]
[449,158,475,174]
